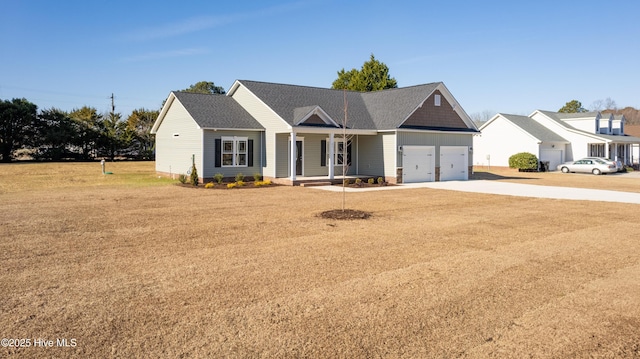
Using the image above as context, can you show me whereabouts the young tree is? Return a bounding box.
[558,100,587,113]
[0,98,38,162]
[331,54,398,92]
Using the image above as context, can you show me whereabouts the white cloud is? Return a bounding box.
[121,48,210,62]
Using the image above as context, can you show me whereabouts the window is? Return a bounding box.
[221,136,247,167]
[434,94,441,106]
[324,138,350,166]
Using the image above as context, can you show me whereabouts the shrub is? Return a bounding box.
[205,182,214,189]
[368,178,375,185]
[508,152,538,171]
[213,173,224,184]
[343,178,350,186]
[189,163,199,186]
[377,177,384,185]
[178,174,188,184]
[227,183,237,189]
[354,178,363,187]
[253,173,262,182]
[263,180,272,185]
[236,180,245,187]
[235,173,245,182]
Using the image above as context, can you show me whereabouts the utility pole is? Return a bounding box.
[110,93,115,114]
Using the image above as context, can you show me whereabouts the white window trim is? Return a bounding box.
[326,137,347,166]
[221,136,248,167]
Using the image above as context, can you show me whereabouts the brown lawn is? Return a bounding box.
[1,162,640,358]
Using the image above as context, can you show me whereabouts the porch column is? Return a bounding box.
[328,133,335,179]
[290,131,296,181]
[605,143,609,159]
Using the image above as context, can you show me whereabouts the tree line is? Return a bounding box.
[0,81,229,162]
[0,98,157,162]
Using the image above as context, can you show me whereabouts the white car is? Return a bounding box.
[557,158,617,175]
[583,157,623,172]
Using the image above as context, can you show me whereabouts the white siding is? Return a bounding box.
[357,135,385,176]
[381,132,398,178]
[155,99,203,178]
[474,117,539,167]
[230,84,290,178]
[530,112,604,161]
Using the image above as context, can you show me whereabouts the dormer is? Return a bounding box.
[612,114,625,135]
[598,112,613,134]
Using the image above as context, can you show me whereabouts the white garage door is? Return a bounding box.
[402,146,435,183]
[540,149,563,171]
[440,146,468,181]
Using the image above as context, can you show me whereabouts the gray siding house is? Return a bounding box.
[151,80,479,184]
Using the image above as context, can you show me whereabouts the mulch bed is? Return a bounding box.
[319,209,372,220]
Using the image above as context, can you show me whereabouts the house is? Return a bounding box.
[474,110,640,170]
[474,113,569,170]
[151,80,479,185]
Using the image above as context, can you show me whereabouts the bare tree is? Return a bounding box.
[340,90,354,212]
[470,110,494,127]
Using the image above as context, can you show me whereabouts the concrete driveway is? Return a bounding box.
[314,179,640,204]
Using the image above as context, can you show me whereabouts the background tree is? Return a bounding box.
[558,100,587,113]
[99,110,130,160]
[470,110,495,127]
[331,54,398,92]
[35,108,77,160]
[0,98,38,162]
[69,106,103,160]
[126,108,158,160]
[182,81,226,95]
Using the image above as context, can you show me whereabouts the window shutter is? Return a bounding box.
[320,140,326,166]
[347,141,352,166]
[248,139,254,167]
[215,139,221,167]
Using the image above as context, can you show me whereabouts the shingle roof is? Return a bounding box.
[501,113,568,142]
[238,80,458,130]
[173,91,264,130]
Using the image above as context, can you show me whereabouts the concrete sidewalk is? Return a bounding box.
[312,180,640,204]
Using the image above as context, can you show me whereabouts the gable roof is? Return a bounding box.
[233,80,477,132]
[151,91,264,133]
[172,91,263,130]
[532,110,640,143]
[498,113,568,142]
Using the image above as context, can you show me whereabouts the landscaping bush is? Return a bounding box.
[213,173,224,184]
[377,177,384,185]
[368,178,374,185]
[253,173,262,182]
[227,183,236,189]
[205,182,214,189]
[236,180,245,187]
[178,174,188,184]
[343,179,350,186]
[235,173,245,182]
[508,152,538,171]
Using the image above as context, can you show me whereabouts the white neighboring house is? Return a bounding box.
[474,113,569,170]
[474,110,640,170]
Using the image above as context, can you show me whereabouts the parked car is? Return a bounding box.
[556,158,617,175]
[583,157,623,172]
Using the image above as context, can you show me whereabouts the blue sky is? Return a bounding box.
[1,0,638,119]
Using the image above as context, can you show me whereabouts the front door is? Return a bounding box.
[296,140,303,176]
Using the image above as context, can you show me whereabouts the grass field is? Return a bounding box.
[1,162,640,358]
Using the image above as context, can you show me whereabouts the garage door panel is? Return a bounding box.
[440,146,468,181]
[402,146,435,183]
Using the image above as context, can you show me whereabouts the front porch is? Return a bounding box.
[268,174,381,187]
